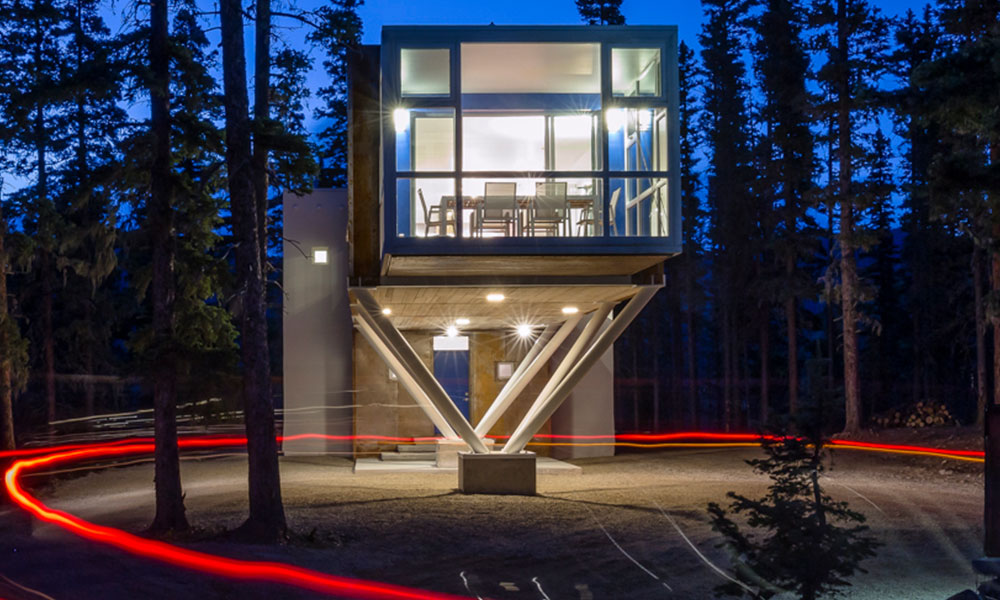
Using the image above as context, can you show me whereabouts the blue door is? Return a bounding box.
[434,348,470,421]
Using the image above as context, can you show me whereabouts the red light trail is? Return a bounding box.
[1,431,983,599]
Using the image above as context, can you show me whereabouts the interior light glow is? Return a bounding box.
[381,308,392,315]
[311,248,328,264]
[446,325,459,337]
[486,293,505,302]
[638,109,652,129]
[561,306,579,315]
[516,324,534,339]
[393,108,410,134]
[455,318,471,325]
[605,108,625,133]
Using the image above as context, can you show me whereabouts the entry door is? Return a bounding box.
[433,347,470,421]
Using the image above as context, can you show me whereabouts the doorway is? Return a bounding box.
[432,335,471,421]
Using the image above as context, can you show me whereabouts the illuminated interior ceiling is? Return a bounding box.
[355,285,640,331]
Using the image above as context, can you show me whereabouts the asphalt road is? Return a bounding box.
[0,446,985,599]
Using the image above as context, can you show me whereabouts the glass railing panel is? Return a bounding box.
[458,178,602,239]
[609,177,668,237]
[396,178,457,238]
[607,107,667,172]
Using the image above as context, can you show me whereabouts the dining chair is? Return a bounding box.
[576,187,620,236]
[419,188,454,237]
[531,181,568,237]
[479,182,517,237]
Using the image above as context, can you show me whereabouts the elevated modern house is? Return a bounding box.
[283,25,679,491]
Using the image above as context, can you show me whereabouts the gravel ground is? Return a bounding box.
[0,444,986,600]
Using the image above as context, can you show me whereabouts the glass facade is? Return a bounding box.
[388,31,674,244]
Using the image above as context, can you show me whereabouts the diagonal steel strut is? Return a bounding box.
[474,316,581,437]
[353,315,459,439]
[352,288,490,453]
[502,286,659,454]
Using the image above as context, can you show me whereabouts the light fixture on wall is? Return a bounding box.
[311,247,329,264]
[446,325,459,338]
[561,306,579,315]
[516,324,534,339]
[486,292,505,302]
[605,108,625,133]
[393,108,410,134]
[495,361,515,381]
[455,318,471,325]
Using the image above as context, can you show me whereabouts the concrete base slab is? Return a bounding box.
[459,451,536,495]
[353,455,582,475]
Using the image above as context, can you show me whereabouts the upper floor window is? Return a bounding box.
[611,48,661,97]
[401,48,450,96]
[461,43,600,94]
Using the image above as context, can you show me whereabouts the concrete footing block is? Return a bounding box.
[458,451,536,495]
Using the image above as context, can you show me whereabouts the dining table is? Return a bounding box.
[437,194,597,237]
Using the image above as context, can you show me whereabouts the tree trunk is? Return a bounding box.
[220,0,286,541]
[147,0,188,534]
[837,0,861,434]
[992,247,1000,417]
[974,244,987,424]
[684,255,698,428]
[723,307,733,431]
[0,200,15,451]
[760,315,770,426]
[41,252,55,427]
[785,257,799,415]
[252,0,271,274]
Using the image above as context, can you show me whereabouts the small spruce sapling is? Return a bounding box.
[706,383,879,599]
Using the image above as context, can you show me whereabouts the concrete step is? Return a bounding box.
[380,451,436,462]
[396,443,437,453]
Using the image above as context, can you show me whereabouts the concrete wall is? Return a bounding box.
[282,189,355,454]
[352,330,436,456]
[550,315,616,459]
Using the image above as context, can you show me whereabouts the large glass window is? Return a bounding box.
[463,112,598,172]
[395,109,455,172]
[460,178,603,238]
[609,177,668,237]
[611,48,661,97]
[401,48,450,96]
[607,108,667,172]
[461,43,600,94]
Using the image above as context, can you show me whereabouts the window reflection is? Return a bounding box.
[401,48,450,96]
[611,48,661,97]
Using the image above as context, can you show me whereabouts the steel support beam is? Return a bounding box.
[353,316,459,439]
[503,286,659,454]
[353,288,490,453]
[474,317,581,437]
[518,303,613,429]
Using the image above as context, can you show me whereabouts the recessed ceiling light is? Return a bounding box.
[382,308,392,315]
[486,293,505,302]
[561,306,579,315]
[446,325,459,338]
[516,324,533,339]
[456,318,471,325]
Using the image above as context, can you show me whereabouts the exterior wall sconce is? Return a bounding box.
[312,247,329,264]
[495,361,514,381]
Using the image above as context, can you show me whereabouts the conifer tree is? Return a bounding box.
[677,41,705,427]
[752,0,816,418]
[810,0,889,433]
[220,0,286,541]
[700,0,756,430]
[310,0,363,188]
[576,0,626,25]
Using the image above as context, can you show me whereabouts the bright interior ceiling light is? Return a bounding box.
[516,324,533,339]
[605,108,625,133]
[561,306,579,315]
[638,109,652,129]
[486,293,505,302]
[381,308,392,315]
[393,108,410,134]
[446,325,459,338]
[455,318,471,325]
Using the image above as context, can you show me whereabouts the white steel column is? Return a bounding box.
[353,288,490,453]
[353,316,459,439]
[518,303,613,428]
[503,286,658,454]
[474,316,582,437]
